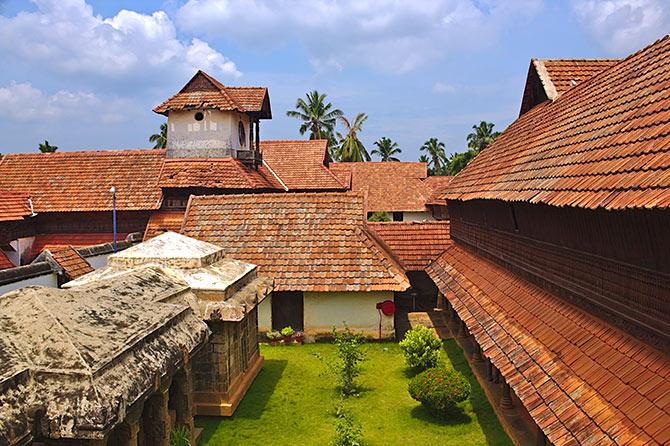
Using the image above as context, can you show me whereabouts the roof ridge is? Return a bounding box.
[355,225,410,288]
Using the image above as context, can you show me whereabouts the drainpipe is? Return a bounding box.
[110,186,117,253]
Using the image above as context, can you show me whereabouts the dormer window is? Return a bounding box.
[194,112,204,121]
[238,121,246,148]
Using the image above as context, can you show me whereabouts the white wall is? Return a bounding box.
[0,273,58,295]
[85,253,112,270]
[167,109,251,158]
[403,211,434,222]
[258,296,272,332]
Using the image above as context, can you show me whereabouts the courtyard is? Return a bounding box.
[196,341,512,446]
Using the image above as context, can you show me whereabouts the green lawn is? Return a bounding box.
[197,341,512,446]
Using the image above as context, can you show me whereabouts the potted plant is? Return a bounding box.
[266,330,282,346]
[280,326,295,344]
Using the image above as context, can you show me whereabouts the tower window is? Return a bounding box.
[194,112,204,121]
[238,121,246,148]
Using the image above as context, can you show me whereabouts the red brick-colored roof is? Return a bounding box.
[0,150,164,212]
[422,176,454,206]
[329,162,431,212]
[143,210,185,241]
[0,191,32,222]
[260,140,347,191]
[445,36,670,210]
[0,250,14,270]
[47,246,94,280]
[29,233,129,261]
[181,193,410,292]
[159,158,282,190]
[540,59,621,96]
[367,221,451,271]
[427,243,670,445]
[154,70,271,118]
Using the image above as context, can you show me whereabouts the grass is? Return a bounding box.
[197,340,512,446]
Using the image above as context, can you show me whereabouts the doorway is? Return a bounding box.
[271,291,304,331]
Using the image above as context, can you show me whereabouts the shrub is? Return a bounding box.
[399,325,442,371]
[408,367,471,416]
[280,326,295,337]
[266,330,282,341]
[333,326,366,396]
[331,404,364,446]
[170,426,191,446]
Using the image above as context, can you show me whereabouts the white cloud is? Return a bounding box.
[177,0,542,74]
[432,82,456,94]
[0,0,240,82]
[0,81,127,123]
[571,0,670,54]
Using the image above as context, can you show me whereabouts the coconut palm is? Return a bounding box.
[38,140,58,153]
[336,113,370,162]
[371,137,401,162]
[466,121,501,151]
[420,138,447,174]
[150,123,167,149]
[286,90,343,140]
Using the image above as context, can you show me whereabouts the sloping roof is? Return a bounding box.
[422,176,454,206]
[0,273,208,441]
[29,233,130,261]
[367,221,451,270]
[427,243,670,446]
[144,210,185,241]
[181,193,409,292]
[260,140,347,191]
[329,162,431,212]
[0,191,32,222]
[445,35,670,210]
[153,70,271,118]
[0,150,165,212]
[45,246,94,280]
[0,250,14,270]
[159,158,282,190]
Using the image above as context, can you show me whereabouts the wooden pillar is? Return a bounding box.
[500,382,514,410]
[457,320,467,338]
[536,427,547,446]
[254,120,260,152]
[249,119,254,149]
[472,342,483,362]
[486,359,493,381]
[493,366,501,384]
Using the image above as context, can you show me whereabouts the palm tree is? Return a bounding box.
[420,138,447,175]
[371,137,401,162]
[38,140,58,153]
[150,123,167,149]
[466,121,501,151]
[286,91,343,140]
[336,113,370,162]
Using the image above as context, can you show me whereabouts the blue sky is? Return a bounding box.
[0,0,668,161]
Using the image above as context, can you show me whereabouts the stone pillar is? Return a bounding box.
[500,382,514,411]
[143,377,172,446]
[171,364,195,445]
[117,403,144,446]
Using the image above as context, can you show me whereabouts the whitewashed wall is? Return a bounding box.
[167,109,251,157]
[0,272,58,295]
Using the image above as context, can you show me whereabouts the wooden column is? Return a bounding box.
[536,427,547,446]
[255,120,260,152]
[486,359,493,381]
[500,382,514,410]
[472,342,484,362]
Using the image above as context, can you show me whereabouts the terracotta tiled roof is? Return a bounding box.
[159,158,282,190]
[329,162,431,212]
[29,233,129,261]
[540,59,621,96]
[422,176,454,206]
[153,70,271,118]
[0,250,14,270]
[47,246,94,280]
[181,193,410,292]
[445,36,670,210]
[260,140,347,191]
[143,210,185,241]
[0,191,32,222]
[367,221,451,270]
[427,243,670,446]
[0,150,165,212]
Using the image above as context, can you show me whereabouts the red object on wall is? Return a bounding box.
[376,300,396,316]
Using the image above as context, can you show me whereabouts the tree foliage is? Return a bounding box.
[419,138,447,174]
[150,122,167,149]
[332,326,367,396]
[466,121,500,151]
[399,325,442,371]
[287,90,343,140]
[335,113,370,162]
[371,137,401,162]
[38,140,58,153]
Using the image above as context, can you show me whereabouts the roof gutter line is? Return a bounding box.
[261,160,289,191]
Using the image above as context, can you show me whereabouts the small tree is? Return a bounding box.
[332,326,366,396]
[150,122,168,149]
[399,325,442,371]
[38,140,58,153]
[331,404,364,446]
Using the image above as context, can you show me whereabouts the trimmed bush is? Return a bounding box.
[399,325,442,371]
[408,367,471,416]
